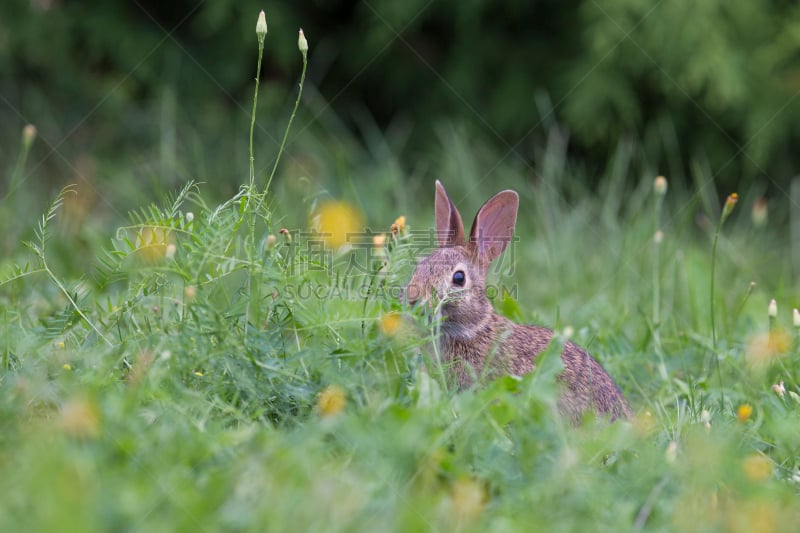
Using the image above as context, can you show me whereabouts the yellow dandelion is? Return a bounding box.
[379,312,403,336]
[194,371,204,377]
[633,410,655,437]
[391,215,406,236]
[312,200,363,249]
[317,384,347,417]
[721,192,738,222]
[449,478,487,525]
[134,226,173,264]
[62,363,72,371]
[725,500,778,533]
[184,285,197,301]
[742,454,772,482]
[745,329,791,370]
[737,404,753,423]
[59,397,100,439]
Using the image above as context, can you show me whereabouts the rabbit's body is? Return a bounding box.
[407,181,631,422]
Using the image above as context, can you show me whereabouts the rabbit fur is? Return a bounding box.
[406,181,631,422]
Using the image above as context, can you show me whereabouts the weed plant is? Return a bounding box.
[1,11,800,533]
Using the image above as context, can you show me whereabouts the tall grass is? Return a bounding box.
[1,12,800,533]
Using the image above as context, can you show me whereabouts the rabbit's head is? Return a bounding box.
[406,181,519,340]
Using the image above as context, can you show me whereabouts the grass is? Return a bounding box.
[2,15,800,533]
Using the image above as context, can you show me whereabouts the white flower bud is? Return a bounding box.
[165,243,177,259]
[794,308,800,328]
[768,299,777,318]
[185,212,194,223]
[654,176,667,196]
[298,29,308,54]
[665,441,678,463]
[22,124,37,149]
[256,10,268,38]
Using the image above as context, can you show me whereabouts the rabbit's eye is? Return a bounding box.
[452,270,466,287]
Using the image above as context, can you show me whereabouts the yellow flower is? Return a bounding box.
[317,385,346,417]
[737,404,753,423]
[379,312,403,336]
[745,329,790,370]
[194,371,204,377]
[184,285,197,301]
[725,499,778,533]
[312,201,363,249]
[372,233,386,248]
[633,410,655,437]
[742,454,772,482]
[445,478,487,527]
[59,397,100,439]
[62,363,71,371]
[721,192,738,222]
[134,226,173,264]
[391,215,406,236]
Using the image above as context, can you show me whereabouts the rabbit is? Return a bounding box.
[405,181,632,422]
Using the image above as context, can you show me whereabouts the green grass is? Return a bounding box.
[2,19,800,533]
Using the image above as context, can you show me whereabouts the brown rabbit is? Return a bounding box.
[406,181,631,422]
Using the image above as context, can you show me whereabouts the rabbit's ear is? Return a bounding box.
[435,180,465,247]
[467,190,519,263]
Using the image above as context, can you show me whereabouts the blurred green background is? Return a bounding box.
[4,0,800,210]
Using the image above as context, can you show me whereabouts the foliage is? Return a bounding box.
[2,115,800,529]
[4,0,800,198]
[2,6,800,532]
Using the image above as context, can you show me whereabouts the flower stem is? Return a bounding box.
[263,48,307,198]
[249,34,266,190]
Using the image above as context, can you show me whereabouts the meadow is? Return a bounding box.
[2,12,800,533]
